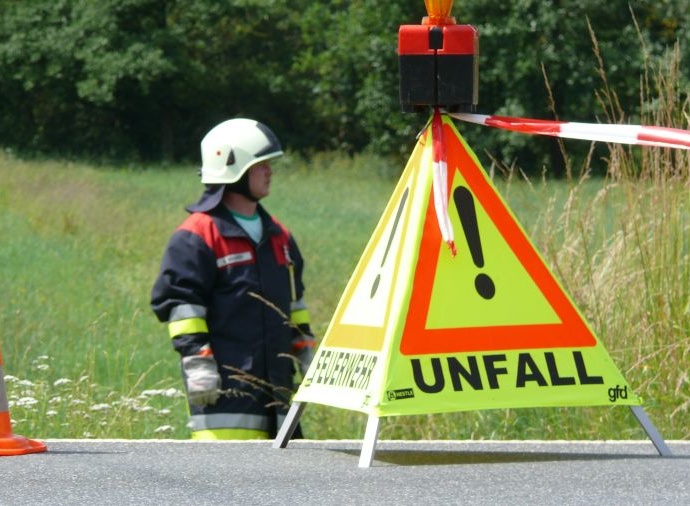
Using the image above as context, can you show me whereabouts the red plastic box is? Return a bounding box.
[398,24,479,112]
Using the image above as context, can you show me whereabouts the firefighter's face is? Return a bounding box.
[248,161,272,200]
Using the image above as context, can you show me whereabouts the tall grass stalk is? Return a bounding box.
[521,25,690,441]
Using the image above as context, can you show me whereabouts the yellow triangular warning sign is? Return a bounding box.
[294,114,640,417]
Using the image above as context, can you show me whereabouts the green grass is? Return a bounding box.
[2,144,689,441]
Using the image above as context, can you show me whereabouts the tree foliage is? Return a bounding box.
[0,0,687,172]
[458,0,690,174]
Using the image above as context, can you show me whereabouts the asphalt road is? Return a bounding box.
[1,439,689,505]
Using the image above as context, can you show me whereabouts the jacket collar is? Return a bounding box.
[208,204,280,240]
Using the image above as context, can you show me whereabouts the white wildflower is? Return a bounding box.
[46,410,58,417]
[89,403,111,411]
[53,378,72,387]
[16,397,39,407]
[140,389,163,397]
[117,397,138,408]
[3,375,17,383]
[154,425,174,434]
[140,388,183,398]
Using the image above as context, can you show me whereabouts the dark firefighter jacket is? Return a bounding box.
[150,203,306,436]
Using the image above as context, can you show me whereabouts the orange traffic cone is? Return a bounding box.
[0,348,47,456]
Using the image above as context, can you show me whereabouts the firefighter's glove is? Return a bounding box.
[291,334,316,377]
[181,354,221,406]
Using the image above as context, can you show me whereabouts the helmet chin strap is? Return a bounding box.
[225,171,260,202]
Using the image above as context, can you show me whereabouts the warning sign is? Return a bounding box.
[399,138,597,354]
[317,141,422,353]
[295,137,430,412]
[295,113,640,417]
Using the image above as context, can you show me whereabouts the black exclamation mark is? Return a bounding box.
[453,186,496,300]
[371,188,409,298]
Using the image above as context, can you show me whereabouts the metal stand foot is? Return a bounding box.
[358,415,380,468]
[630,405,672,456]
[273,401,305,449]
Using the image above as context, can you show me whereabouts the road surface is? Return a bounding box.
[1,439,688,505]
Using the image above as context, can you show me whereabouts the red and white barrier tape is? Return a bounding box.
[450,112,690,150]
[431,109,457,256]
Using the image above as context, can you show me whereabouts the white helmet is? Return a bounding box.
[199,118,283,184]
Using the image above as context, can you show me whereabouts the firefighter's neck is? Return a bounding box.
[223,191,258,216]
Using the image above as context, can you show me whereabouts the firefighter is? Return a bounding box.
[151,118,315,439]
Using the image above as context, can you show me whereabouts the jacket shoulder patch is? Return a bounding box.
[179,213,255,268]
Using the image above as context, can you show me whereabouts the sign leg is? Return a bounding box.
[273,401,305,449]
[358,415,380,468]
[630,406,672,456]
